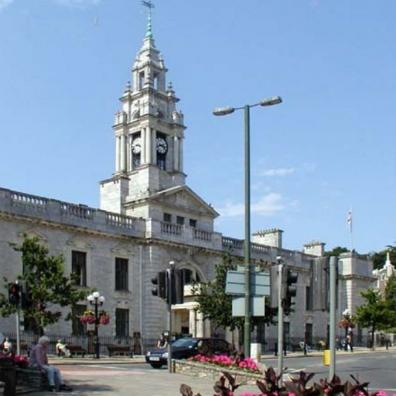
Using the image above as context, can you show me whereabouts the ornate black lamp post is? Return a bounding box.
[87,291,105,359]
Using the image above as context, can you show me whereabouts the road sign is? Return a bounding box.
[232,296,266,317]
[225,270,270,296]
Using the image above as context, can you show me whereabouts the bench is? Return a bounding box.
[68,345,86,357]
[0,363,16,396]
[107,345,133,357]
[16,367,48,392]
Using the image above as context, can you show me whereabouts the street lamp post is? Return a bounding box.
[87,291,105,359]
[213,96,282,357]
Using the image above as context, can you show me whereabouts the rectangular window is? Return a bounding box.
[176,216,185,225]
[305,323,313,346]
[72,251,87,287]
[72,305,86,336]
[306,286,313,311]
[115,308,129,338]
[163,213,172,223]
[189,219,197,228]
[115,258,129,291]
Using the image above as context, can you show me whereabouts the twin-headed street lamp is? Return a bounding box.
[213,96,282,357]
[87,291,105,359]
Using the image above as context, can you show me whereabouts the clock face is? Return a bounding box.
[131,137,142,154]
[156,137,168,154]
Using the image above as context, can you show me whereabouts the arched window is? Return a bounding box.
[131,132,141,169]
[139,72,145,90]
[180,268,202,287]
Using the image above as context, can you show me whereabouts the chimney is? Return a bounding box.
[303,241,326,257]
[252,228,283,249]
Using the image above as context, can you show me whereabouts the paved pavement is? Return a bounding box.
[21,347,396,395]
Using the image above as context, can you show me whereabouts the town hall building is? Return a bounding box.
[0,14,374,352]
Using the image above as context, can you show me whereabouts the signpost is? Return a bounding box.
[225,270,270,317]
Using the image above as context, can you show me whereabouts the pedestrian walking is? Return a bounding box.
[346,331,353,352]
[156,333,168,349]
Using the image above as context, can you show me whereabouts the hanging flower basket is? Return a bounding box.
[338,317,355,329]
[99,310,110,325]
[80,310,96,325]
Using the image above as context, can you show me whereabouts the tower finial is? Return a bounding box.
[142,0,155,39]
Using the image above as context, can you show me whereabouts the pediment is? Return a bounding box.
[17,229,48,243]
[110,242,135,256]
[151,186,219,218]
[66,235,94,250]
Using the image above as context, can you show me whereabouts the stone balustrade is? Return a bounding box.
[0,188,320,266]
[0,187,145,238]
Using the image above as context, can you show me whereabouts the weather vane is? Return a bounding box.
[142,1,155,38]
[142,0,155,16]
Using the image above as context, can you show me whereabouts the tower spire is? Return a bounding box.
[142,0,155,39]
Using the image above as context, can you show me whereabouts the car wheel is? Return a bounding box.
[150,363,163,369]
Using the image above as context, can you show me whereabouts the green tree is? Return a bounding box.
[384,274,396,328]
[324,246,349,257]
[191,253,275,346]
[355,288,389,349]
[370,246,396,270]
[0,236,88,335]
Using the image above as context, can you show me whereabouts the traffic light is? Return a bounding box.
[151,271,167,299]
[8,282,21,306]
[21,282,32,309]
[167,269,184,305]
[283,269,298,315]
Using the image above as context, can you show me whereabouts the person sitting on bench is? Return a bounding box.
[30,336,72,392]
[56,339,71,358]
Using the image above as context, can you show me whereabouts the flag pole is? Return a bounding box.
[347,209,353,253]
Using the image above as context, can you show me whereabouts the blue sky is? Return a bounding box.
[0,0,395,254]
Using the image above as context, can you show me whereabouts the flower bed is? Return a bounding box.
[189,354,260,374]
[179,367,396,396]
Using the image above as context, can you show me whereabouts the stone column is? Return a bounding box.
[151,129,157,165]
[196,311,204,338]
[189,309,196,337]
[120,135,126,172]
[141,128,147,164]
[179,139,183,172]
[173,136,179,171]
[146,127,152,164]
[126,135,131,171]
[115,136,120,172]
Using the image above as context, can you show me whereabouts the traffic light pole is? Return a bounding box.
[167,262,175,373]
[15,281,21,355]
[277,262,284,382]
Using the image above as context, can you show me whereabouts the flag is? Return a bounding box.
[347,210,352,233]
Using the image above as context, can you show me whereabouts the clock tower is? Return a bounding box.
[100,12,218,224]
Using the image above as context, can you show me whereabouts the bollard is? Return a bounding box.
[323,349,330,366]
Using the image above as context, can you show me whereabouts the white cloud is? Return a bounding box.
[261,167,295,177]
[0,0,14,10]
[218,192,286,217]
[53,0,101,7]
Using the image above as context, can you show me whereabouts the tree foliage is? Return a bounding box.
[355,288,389,348]
[384,274,396,328]
[370,246,396,270]
[324,246,349,257]
[0,236,88,335]
[191,253,243,332]
[191,253,275,334]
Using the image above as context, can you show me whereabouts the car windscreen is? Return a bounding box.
[171,338,197,348]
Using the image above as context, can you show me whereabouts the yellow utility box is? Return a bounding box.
[323,349,330,366]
